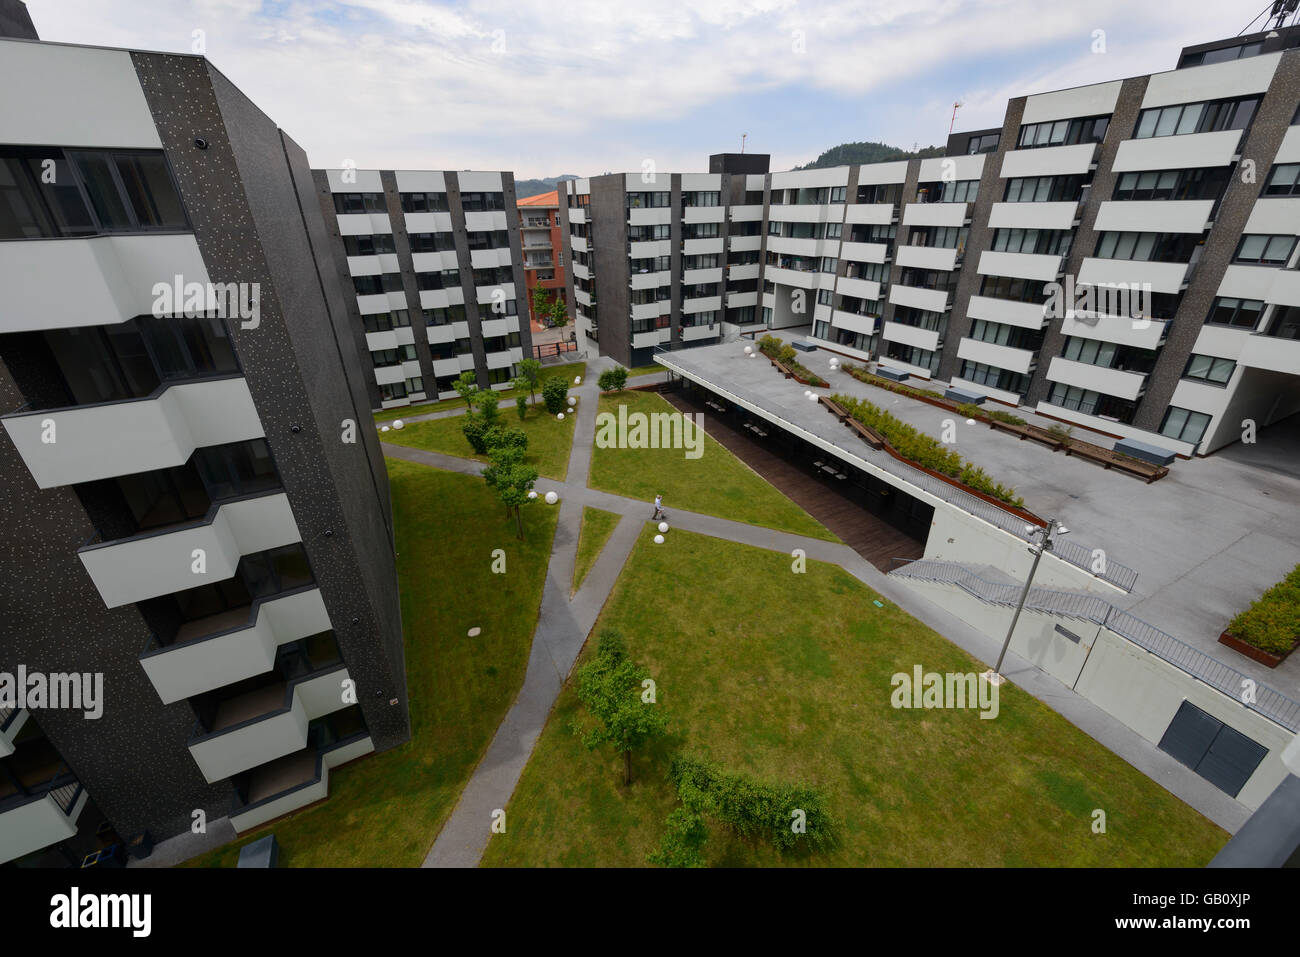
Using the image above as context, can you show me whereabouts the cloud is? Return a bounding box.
[24,0,1257,177]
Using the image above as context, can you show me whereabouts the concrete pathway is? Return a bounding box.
[383,376,1248,869]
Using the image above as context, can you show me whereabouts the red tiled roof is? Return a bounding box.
[517,190,558,207]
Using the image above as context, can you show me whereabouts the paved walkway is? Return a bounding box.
[379,373,1249,869]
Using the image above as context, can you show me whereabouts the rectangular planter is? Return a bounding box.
[1218,630,1298,669]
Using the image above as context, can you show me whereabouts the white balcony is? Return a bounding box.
[976,250,1062,283]
[629,239,670,258]
[374,364,404,386]
[338,212,394,236]
[844,203,895,225]
[999,142,1098,179]
[418,289,452,311]
[230,736,375,833]
[346,254,400,277]
[682,237,724,256]
[470,247,513,269]
[957,337,1036,376]
[766,204,844,225]
[2,377,263,490]
[729,204,763,222]
[728,234,762,253]
[1111,130,1243,172]
[682,267,723,285]
[727,263,760,281]
[682,295,722,314]
[1243,197,1300,237]
[568,207,587,224]
[986,201,1079,231]
[1060,313,1168,350]
[574,288,593,307]
[79,491,301,609]
[896,245,958,272]
[0,234,210,333]
[1046,356,1147,401]
[830,310,877,336]
[881,320,941,353]
[836,276,882,302]
[476,283,515,305]
[901,203,968,228]
[628,207,672,227]
[188,666,355,783]
[683,206,725,224]
[480,315,519,338]
[357,291,408,315]
[632,329,669,349]
[630,270,669,290]
[427,324,455,345]
[1077,257,1188,295]
[431,357,461,377]
[0,782,88,865]
[571,235,589,253]
[365,327,414,352]
[839,241,889,264]
[1237,334,1300,374]
[403,211,453,234]
[727,290,759,308]
[486,350,515,370]
[631,301,668,321]
[966,294,1048,330]
[0,708,27,758]
[1093,200,1214,234]
[140,587,331,705]
[571,262,590,280]
[681,324,718,341]
[888,283,949,314]
[464,211,508,232]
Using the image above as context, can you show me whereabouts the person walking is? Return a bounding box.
[652,494,665,521]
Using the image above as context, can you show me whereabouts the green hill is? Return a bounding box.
[794,140,944,170]
[515,174,578,200]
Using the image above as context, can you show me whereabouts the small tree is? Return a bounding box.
[531,285,552,324]
[482,443,537,539]
[647,808,708,868]
[598,365,629,392]
[515,393,528,421]
[517,358,543,404]
[473,388,500,427]
[548,294,569,327]
[453,370,479,410]
[483,425,527,454]
[542,375,569,414]
[572,629,668,785]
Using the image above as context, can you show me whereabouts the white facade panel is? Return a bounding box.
[855,161,910,185]
[881,321,940,353]
[986,201,1079,231]
[976,250,1062,282]
[901,203,968,228]
[1094,199,1214,234]
[394,170,447,192]
[957,337,1036,375]
[1046,356,1146,401]
[1000,143,1097,179]
[1141,53,1282,108]
[1077,257,1189,295]
[1021,80,1123,124]
[325,168,383,192]
[896,245,959,272]
[919,154,985,181]
[1111,130,1243,172]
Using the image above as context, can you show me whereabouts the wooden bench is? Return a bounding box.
[1021,425,1068,451]
[1065,441,1168,483]
[988,418,1032,440]
[844,417,885,449]
[819,396,850,421]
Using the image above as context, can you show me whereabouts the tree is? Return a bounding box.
[483,425,527,454]
[542,374,569,414]
[461,416,489,454]
[453,371,479,410]
[515,393,528,421]
[572,629,668,785]
[531,285,552,325]
[517,358,543,404]
[597,365,629,392]
[473,388,500,427]
[482,442,537,539]
[548,294,569,328]
[647,807,708,868]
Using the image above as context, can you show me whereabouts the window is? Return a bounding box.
[1206,297,1263,329]
[1159,406,1211,444]
[409,231,455,253]
[990,228,1072,256]
[684,222,720,239]
[628,224,670,242]
[362,310,411,333]
[1113,167,1231,202]
[1178,41,1264,68]
[830,186,847,203]
[337,192,387,213]
[910,225,968,250]
[857,183,902,205]
[85,152,189,230]
[1062,336,1117,367]
[959,360,1031,395]
[978,274,1043,304]
[1263,163,1300,197]
[1003,175,1087,203]
[405,376,424,394]
[626,191,670,208]
[1048,382,1101,414]
[1234,234,1297,266]
[1264,305,1300,340]
[1017,115,1110,149]
[1133,96,1260,138]
[918,179,978,203]
[683,191,720,207]
[459,191,504,212]
[969,319,1043,351]
[466,229,510,250]
[847,260,891,284]
[1183,353,1235,385]
[817,289,834,306]
[342,233,397,256]
[472,266,513,287]
[353,273,404,296]
[378,381,408,401]
[965,132,1000,154]
[1094,231,1201,263]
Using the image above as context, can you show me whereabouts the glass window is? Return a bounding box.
[1159,406,1210,443]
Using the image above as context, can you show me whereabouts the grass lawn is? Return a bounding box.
[372,362,587,422]
[187,460,558,867]
[572,506,622,595]
[383,401,576,480]
[482,526,1227,868]
[626,364,663,378]
[589,390,838,542]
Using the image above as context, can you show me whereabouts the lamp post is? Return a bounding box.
[987,518,1069,681]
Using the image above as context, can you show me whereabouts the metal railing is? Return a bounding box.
[891,558,1300,733]
[49,781,83,816]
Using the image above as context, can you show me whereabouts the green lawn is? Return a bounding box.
[383,401,576,480]
[626,364,663,378]
[572,506,623,595]
[589,390,838,542]
[482,526,1227,868]
[188,460,558,867]
[372,362,587,422]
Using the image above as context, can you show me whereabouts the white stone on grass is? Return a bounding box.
[393,419,405,429]
[544,491,558,505]
[467,627,481,638]
[658,522,669,533]
[653,534,665,544]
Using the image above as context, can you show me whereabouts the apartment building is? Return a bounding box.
[516,190,568,329]
[0,31,408,865]
[313,167,532,410]
[779,27,1300,457]
[558,153,769,368]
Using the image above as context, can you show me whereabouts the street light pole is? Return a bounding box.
[990,518,1065,679]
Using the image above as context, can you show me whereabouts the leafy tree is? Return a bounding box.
[483,425,527,454]
[453,371,479,410]
[482,442,537,539]
[542,375,569,414]
[571,630,668,785]
[516,358,543,404]
[647,808,708,868]
[548,294,569,327]
[515,393,528,421]
[597,365,629,392]
[473,388,500,427]
[531,285,552,324]
[461,416,489,455]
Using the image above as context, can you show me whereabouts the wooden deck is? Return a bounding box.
[662,390,926,571]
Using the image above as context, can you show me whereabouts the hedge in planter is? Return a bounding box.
[1227,565,1300,656]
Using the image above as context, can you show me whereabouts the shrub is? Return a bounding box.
[598,365,629,392]
[1228,565,1300,654]
[777,344,798,367]
[483,425,527,453]
[757,334,783,358]
[647,808,708,868]
[987,408,1028,426]
[542,375,569,413]
[461,416,489,455]
[473,389,500,426]
[956,403,984,420]
[515,394,528,421]
[1047,423,1074,442]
